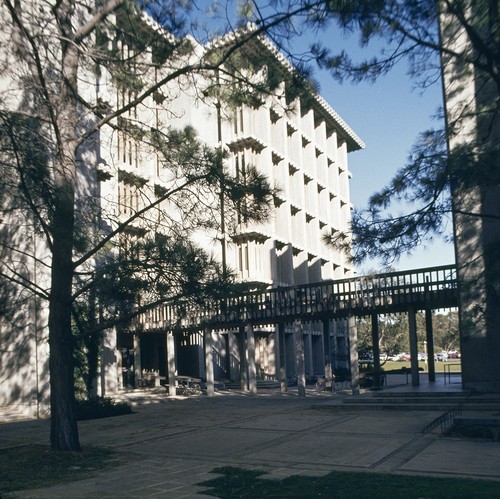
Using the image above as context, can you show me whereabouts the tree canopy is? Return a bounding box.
[2,0,499,450]
[0,0,284,450]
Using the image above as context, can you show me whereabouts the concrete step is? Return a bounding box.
[335,402,500,411]
[371,390,473,398]
[314,391,500,411]
[345,397,476,406]
[223,380,281,390]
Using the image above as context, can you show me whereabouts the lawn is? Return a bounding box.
[382,360,462,373]
[199,466,500,499]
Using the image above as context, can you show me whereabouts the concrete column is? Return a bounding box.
[224,333,231,379]
[371,314,382,388]
[331,320,338,368]
[278,323,287,392]
[408,307,420,387]
[238,326,248,391]
[274,326,281,382]
[101,328,120,395]
[246,323,257,395]
[305,331,313,378]
[133,334,142,388]
[425,308,436,382]
[294,319,306,397]
[348,315,359,394]
[227,332,239,381]
[204,328,215,396]
[322,319,332,371]
[166,331,176,396]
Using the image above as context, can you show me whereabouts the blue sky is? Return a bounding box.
[319,65,456,273]
[300,30,457,274]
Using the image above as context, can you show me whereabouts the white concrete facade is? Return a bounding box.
[0,10,363,413]
[118,31,364,387]
[440,5,500,393]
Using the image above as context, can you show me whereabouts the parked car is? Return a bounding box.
[397,353,411,361]
[359,352,374,362]
[417,352,426,361]
[436,351,448,361]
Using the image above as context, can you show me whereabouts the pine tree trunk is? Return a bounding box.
[48,22,81,450]
[48,156,80,451]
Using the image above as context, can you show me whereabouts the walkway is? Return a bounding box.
[138,264,457,332]
[2,382,500,498]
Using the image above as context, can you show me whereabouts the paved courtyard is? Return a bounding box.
[2,387,500,498]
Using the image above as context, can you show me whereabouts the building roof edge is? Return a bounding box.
[207,23,365,151]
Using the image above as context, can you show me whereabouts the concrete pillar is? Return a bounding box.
[278,323,287,392]
[246,323,257,395]
[166,331,176,396]
[204,328,215,396]
[331,320,338,368]
[238,326,248,391]
[322,319,332,371]
[133,334,142,388]
[371,314,382,388]
[224,333,231,379]
[100,328,120,395]
[305,331,313,378]
[425,308,436,382]
[294,319,306,397]
[274,326,281,382]
[348,315,359,394]
[408,307,420,387]
[227,332,238,381]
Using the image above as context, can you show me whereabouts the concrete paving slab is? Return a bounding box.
[250,431,413,467]
[3,389,500,498]
[401,438,500,479]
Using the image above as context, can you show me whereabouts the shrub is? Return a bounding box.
[75,397,133,420]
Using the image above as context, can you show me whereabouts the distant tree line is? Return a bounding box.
[357,310,459,357]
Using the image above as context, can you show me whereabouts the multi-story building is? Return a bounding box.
[107,25,364,391]
[0,9,363,415]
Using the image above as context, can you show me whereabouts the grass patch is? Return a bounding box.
[383,360,461,373]
[0,444,118,493]
[198,466,500,498]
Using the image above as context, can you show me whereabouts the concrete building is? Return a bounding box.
[109,25,364,392]
[0,9,363,415]
[440,5,500,393]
